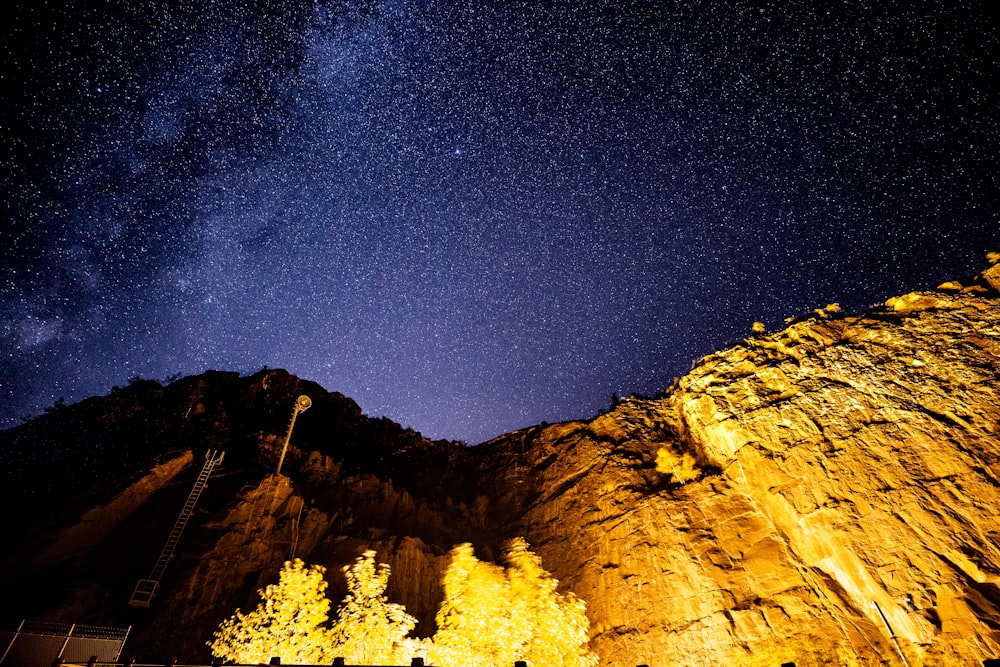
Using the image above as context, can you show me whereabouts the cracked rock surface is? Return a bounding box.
[2,267,998,665]
[474,280,1000,665]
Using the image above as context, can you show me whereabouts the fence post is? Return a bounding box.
[332,658,345,666]
[269,659,281,666]
[56,624,76,664]
[1,620,24,666]
[410,659,424,666]
[515,662,527,667]
[86,657,98,667]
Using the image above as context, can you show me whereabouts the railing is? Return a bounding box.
[2,621,129,642]
[0,621,129,667]
[51,656,1000,667]
[54,660,653,667]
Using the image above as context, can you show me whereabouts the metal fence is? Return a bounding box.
[53,661,650,667]
[1,621,129,667]
[47,653,1000,667]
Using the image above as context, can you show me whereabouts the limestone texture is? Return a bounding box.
[1,263,998,665]
[479,283,1000,665]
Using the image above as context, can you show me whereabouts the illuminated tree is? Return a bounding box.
[428,539,598,667]
[428,542,515,667]
[208,543,597,667]
[208,558,335,665]
[327,550,419,665]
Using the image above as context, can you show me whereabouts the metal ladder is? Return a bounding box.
[129,449,225,607]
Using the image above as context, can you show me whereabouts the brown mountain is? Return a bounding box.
[2,261,999,666]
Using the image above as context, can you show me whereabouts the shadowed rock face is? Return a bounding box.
[1,264,998,665]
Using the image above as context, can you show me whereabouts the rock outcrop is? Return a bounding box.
[479,280,1000,665]
[1,262,998,666]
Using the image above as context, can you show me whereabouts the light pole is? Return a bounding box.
[276,395,312,476]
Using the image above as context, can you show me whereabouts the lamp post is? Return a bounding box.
[276,395,312,475]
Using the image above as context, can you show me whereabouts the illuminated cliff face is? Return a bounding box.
[477,278,1000,665]
[2,265,998,665]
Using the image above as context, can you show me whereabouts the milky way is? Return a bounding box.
[2,0,997,444]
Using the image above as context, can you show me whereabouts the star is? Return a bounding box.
[0,0,997,444]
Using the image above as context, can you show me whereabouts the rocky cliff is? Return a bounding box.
[2,262,999,666]
[478,264,1000,666]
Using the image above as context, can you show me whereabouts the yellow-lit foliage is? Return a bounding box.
[208,559,335,665]
[327,550,419,665]
[751,321,766,334]
[813,302,842,318]
[428,539,598,667]
[656,446,700,482]
[209,543,598,667]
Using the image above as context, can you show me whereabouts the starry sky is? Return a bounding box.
[2,0,997,444]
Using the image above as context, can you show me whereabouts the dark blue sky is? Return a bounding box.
[2,0,997,444]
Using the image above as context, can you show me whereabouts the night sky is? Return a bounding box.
[2,1,997,444]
